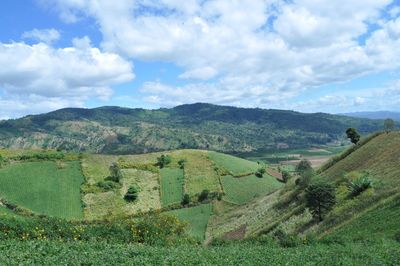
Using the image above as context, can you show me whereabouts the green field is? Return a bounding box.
[221,174,283,205]
[208,151,259,176]
[0,240,398,265]
[160,168,184,206]
[167,204,212,240]
[0,161,84,219]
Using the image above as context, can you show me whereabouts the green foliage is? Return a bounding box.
[131,213,188,245]
[157,155,172,168]
[346,128,361,144]
[305,179,336,221]
[178,159,186,169]
[198,189,209,202]
[96,180,121,191]
[348,173,373,198]
[295,159,312,174]
[281,170,292,183]
[105,162,122,183]
[296,169,314,189]
[255,168,266,178]
[0,161,83,219]
[124,185,139,202]
[181,194,190,206]
[384,118,396,133]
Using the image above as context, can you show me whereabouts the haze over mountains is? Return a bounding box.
[343,111,400,121]
[0,103,382,154]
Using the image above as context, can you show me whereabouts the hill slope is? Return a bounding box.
[206,132,400,242]
[0,103,381,154]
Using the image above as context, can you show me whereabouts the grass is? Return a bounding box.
[160,168,184,206]
[330,193,400,240]
[83,168,161,220]
[208,151,259,176]
[167,204,212,240]
[81,154,118,185]
[175,150,221,196]
[0,240,398,265]
[221,175,283,205]
[0,161,84,219]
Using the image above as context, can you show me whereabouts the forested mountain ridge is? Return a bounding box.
[0,103,382,154]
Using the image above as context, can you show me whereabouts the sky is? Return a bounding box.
[0,0,400,119]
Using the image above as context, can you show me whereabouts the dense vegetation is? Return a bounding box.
[0,103,382,154]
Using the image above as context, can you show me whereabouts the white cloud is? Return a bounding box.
[0,37,134,118]
[22,28,61,44]
[32,0,400,111]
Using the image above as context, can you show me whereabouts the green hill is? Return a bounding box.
[206,132,400,243]
[0,103,381,154]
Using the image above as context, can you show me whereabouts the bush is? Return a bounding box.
[131,213,187,245]
[348,174,373,198]
[181,194,190,206]
[255,168,266,177]
[281,170,292,183]
[178,159,186,169]
[105,162,123,183]
[198,189,209,202]
[124,186,139,202]
[97,180,121,191]
[296,159,312,174]
[394,231,400,243]
[156,155,172,168]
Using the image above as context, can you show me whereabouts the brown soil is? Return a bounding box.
[222,224,247,240]
[266,168,284,182]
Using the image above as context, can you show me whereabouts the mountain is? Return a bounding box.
[0,103,382,154]
[342,111,400,121]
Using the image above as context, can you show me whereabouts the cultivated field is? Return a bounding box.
[160,168,184,206]
[208,151,259,176]
[0,161,84,219]
[221,174,283,205]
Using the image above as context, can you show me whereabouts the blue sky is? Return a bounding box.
[0,0,399,119]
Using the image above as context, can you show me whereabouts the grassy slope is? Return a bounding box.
[208,132,400,242]
[222,174,282,205]
[0,161,83,219]
[208,151,260,176]
[160,168,184,206]
[167,204,213,240]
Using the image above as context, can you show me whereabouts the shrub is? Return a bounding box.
[131,213,187,245]
[296,159,312,174]
[281,170,292,183]
[181,194,190,206]
[394,231,400,243]
[105,162,123,183]
[97,180,121,191]
[124,186,139,202]
[157,155,172,168]
[255,168,265,177]
[198,189,209,202]
[348,174,373,198]
[178,159,186,169]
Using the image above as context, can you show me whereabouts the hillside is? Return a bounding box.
[0,103,382,154]
[206,132,400,243]
[343,111,400,121]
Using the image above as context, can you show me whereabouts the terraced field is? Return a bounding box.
[167,204,213,240]
[0,161,84,219]
[221,174,283,204]
[160,168,184,206]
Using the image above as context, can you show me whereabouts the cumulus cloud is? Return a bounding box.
[0,37,134,118]
[27,0,400,112]
[22,28,61,44]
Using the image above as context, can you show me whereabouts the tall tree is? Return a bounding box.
[305,179,336,221]
[346,128,360,144]
[384,118,395,133]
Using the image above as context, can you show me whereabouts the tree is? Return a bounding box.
[181,193,190,205]
[198,189,209,202]
[255,168,266,177]
[346,128,360,144]
[384,118,395,133]
[124,185,139,202]
[157,155,172,168]
[296,159,312,174]
[305,179,336,221]
[106,162,122,183]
